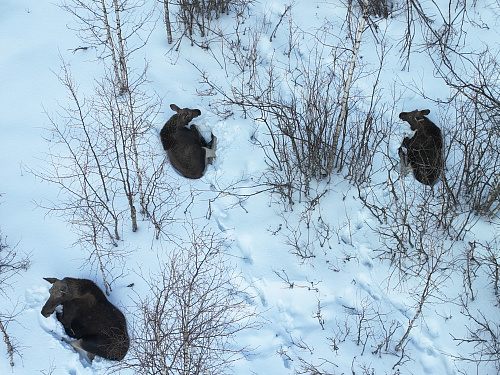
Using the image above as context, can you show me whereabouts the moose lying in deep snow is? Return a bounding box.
[398,109,443,186]
[160,104,216,179]
[41,277,129,361]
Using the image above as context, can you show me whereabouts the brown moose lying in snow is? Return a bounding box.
[398,109,443,186]
[41,277,129,361]
[160,104,216,179]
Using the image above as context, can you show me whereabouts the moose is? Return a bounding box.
[160,104,216,179]
[41,277,129,361]
[398,109,443,186]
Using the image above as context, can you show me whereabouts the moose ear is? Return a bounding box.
[43,277,58,284]
[421,109,430,116]
[170,104,180,112]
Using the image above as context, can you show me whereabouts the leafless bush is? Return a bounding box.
[364,0,393,18]
[478,240,500,304]
[196,4,389,265]
[452,237,500,372]
[393,240,452,351]
[278,293,406,374]
[30,0,178,292]
[60,0,155,94]
[31,59,165,293]
[334,295,404,360]
[176,0,230,38]
[359,164,459,351]
[161,0,252,48]
[394,0,469,68]
[0,234,30,290]
[0,224,30,367]
[199,12,383,206]
[338,40,390,188]
[126,225,257,375]
[454,302,500,373]
[201,45,343,205]
[276,189,335,261]
[138,154,183,240]
[434,93,500,220]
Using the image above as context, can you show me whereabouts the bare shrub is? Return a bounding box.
[0,222,30,367]
[162,0,252,48]
[196,4,390,265]
[395,0,469,67]
[126,225,257,375]
[60,0,155,94]
[31,59,165,293]
[30,0,178,291]
[277,294,407,374]
[453,238,500,371]
[365,0,393,18]
[455,302,500,372]
[436,95,500,220]
[199,12,384,207]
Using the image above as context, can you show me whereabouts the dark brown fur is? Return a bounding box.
[398,109,443,186]
[41,277,129,361]
[160,104,216,179]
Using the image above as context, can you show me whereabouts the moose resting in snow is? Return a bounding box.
[398,109,443,186]
[160,104,216,179]
[41,277,129,361]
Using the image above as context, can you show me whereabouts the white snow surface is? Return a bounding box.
[0,0,499,374]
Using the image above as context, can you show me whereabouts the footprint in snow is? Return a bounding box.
[211,205,230,232]
[235,234,254,264]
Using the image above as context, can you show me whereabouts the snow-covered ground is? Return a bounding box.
[1,0,499,374]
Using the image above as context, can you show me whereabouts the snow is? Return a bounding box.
[1,0,500,374]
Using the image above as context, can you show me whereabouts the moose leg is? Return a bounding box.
[66,338,84,351]
[63,338,96,361]
[62,325,76,338]
[56,311,76,337]
[75,336,101,360]
[64,318,87,339]
[204,147,216,166]
[207,134,216,150]
[206,134,217,165]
